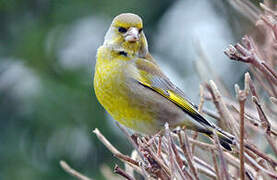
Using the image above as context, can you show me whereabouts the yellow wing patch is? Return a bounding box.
[167,90,197,114]
[136,58,214,127]
[138,78,197,115]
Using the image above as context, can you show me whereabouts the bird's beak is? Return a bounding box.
[124,27,139,42]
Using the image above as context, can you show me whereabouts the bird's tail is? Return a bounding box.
[206,128,235,151]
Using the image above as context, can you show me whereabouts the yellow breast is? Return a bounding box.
[94,46,155,133]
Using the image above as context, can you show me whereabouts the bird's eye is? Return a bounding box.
[118,27,127,33]
[139,28,143,33]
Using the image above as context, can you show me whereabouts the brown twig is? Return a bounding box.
[247,76,277,156]
[245,143,277,168]
[188,137,216,150]
[100,165,122,180]
[165,124,176,180]
[243,152,277,179]
[252,97,277,156]
[192,84,205,155]
[235,83,247,180]
[139,137,170,179]
[93,129,139,167]
[210,149,221,180]
[193,157,217,179]
[165,123,188,180]
[206,80,239,137]
[235,73,250,180]
[144,144,170,177]
[252,97,271,133]
[260,6,277,39]
[213,130,230,180]
[115,122,146,162]
[170,132,185,171]
[170,136,218,178]
[158,135,162,157]
[114,165,135,180]
[224,35,277,85]
[260,2,277,17]
[60,160,92,180]
[201,108,221,121]
[178,130,200,180]
[250,67,275,97]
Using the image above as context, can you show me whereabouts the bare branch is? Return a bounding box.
[178,130,199,180]
[165,123,189,180]
[114,164,135,180]
[210,149,221,180]
[235,83,247,180]
[192,84,205,154]
[93,129,139,167]
[212,130,230,180]
[206,80,239,137]
[60,161,92,180]
[224,36,277,85]
[245,143,277,168]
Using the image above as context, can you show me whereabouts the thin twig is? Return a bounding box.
[93,128,146,177]
[224,35,277,85]
[248,76,277,156]
[178,130,200,180]
[245,142,277,168]
[235,83,247,180]
[170,137,217,178]
[165,123,188,180]
[93,129,139,166]
[210,149,221,180]
[239,100,246,180]
[206,80,239,137]
[198,84,205,113]
[114,164,135,180]
[165,124,176,180]
[115,122,146,162]
[170,132,185,171]
[188,137,217,150]
[213,130,230,180]
[145,144,170,177]
[139,137,170,179]
[250,67,274,97]
[260,2,277,16]
[243,152,277,179]
[192,84,205,154]
[252,97,271,132]
[60,160,92,180]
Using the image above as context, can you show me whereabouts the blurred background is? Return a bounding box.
[0,0,261,179]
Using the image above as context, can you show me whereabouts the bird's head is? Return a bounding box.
[104,13,148,57]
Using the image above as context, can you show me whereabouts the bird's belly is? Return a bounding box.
[95,73,190,134]
[94,62,160,134]
[94,59,188,135]
[95,85,158,134]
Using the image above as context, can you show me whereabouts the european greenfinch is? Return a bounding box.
[94,13,234,150]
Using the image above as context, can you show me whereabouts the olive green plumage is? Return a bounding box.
[94,13,235,150]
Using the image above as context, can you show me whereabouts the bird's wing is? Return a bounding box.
[135,58,215,128]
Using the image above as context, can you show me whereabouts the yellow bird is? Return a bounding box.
[94,13,234,150]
